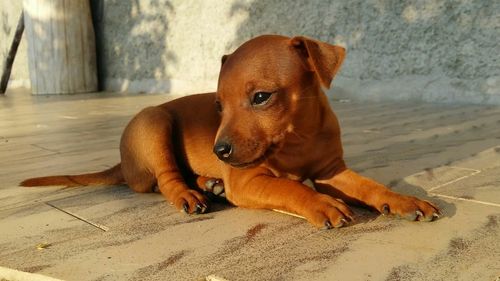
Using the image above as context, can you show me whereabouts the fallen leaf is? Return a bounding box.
[36,243,51,250]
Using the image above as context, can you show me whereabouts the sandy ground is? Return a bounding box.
[0,89,499,281]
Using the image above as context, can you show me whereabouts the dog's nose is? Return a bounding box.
[213,141,232,160]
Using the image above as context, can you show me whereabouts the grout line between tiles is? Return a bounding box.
[427,166,481,192]
[430,193,500,208]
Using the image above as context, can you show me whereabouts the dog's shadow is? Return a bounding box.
[389,179,456,219]
[202,193,235,213]
[195,178,455,225]
[344,179,456,224]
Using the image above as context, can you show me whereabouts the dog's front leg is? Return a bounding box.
[315,169,440,221]
[223,167,353,229]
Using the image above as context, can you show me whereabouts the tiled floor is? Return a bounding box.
[1,89,499,281]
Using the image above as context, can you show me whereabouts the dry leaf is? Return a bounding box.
[36,243,51,250]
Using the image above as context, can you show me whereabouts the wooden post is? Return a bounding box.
[0,12,24,94]
[23,0,98,94]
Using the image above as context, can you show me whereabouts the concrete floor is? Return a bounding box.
[1,88,499,281]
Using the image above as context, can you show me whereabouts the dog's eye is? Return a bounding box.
[215,101,222,112]
[251,92,272,106]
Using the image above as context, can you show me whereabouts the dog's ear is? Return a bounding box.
[290,36,345,89]
[221,54,230,66]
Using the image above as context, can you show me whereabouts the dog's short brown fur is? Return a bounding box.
[22,35,439,228]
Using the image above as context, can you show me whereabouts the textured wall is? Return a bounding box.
[90,0,248,94]
[1,0,499,104]
[89,0,500,104]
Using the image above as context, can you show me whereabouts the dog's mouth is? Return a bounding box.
[229,145,277,169]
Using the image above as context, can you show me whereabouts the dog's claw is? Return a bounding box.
[205,179,216,192]
[182,202,189,213]
[195,203,208,214]
[195,203,203,214]
[382,204,390,215]
[415,210,424,220]
[213,184,224,196]
[334,219,348,228]
[323,220,332,230]
[432,213,440,220]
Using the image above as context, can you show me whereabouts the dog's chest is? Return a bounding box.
[265,164,305,182]
[265,139,342,181]
[264,155,317,182]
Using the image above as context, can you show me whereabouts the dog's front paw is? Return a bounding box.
[173,189,209,214]
[304,194,355,229]
[204,178,225,197]
[378,194,440,222]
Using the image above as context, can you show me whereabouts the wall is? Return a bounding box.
[90,0,248,95]
[2,0,499,104]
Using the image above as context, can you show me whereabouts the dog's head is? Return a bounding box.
[213,35,345,168]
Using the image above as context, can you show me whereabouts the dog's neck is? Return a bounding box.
[290,90,338,140]
[265,90,344,180]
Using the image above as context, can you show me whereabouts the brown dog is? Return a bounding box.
[21,35,440,228]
